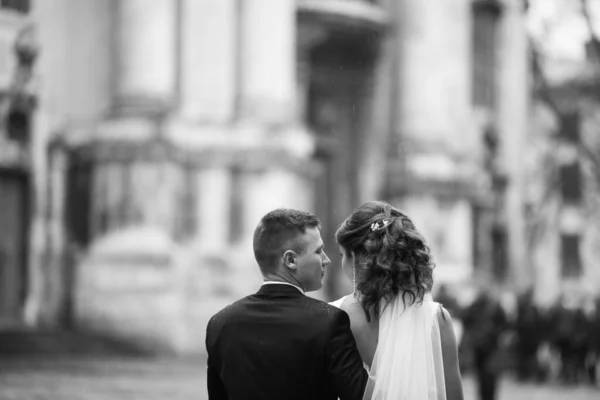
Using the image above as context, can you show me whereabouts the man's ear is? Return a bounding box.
[283,250,297,270]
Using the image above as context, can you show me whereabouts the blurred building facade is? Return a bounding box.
[527,0,600,307]
[0,0,530,352]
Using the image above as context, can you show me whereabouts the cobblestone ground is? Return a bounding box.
[0,356,598,400]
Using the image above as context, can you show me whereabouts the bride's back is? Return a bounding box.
[339,292,463,400]
[339,294,446,368]
[339,295,378,368]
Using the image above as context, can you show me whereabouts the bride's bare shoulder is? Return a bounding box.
[339,294,359,312]
[328,295,348,309]
[341,297,377,329]
[330,295,376,331]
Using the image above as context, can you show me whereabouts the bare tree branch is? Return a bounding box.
[523,2,600,248]
[527,4,600,185]
[529,40,564,118]
[577,141,600,173]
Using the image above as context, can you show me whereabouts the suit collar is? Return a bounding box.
[258,282,305,296]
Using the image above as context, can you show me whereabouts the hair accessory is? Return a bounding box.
[371,219,391,232]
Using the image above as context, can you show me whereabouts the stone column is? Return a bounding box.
[393,0,475,285]
[42,141,68,325]
[113,0,177,115]
[496,0,529,289]
[178,0,237,123]
[93,0,179,240]
[396,0,472,148]
[239,0,296,124]
[195,168,232,248]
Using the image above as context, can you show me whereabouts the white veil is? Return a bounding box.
[363,293,446,400]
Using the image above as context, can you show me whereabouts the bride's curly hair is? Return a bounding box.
[335,201,435,321]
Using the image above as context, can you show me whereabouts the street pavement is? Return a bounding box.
[0,356,598,400]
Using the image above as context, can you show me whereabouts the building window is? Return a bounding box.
[472,0,501,109]
[560,111,580,143]
[585,38,600,63]
[471,205,484,271]
[561,234,582,278]
[229,167,244,243]
[491,225,508,281]
[1,0,30,13]
[66,162,92,247]
[174,166,197,241]
[559,162,583,204]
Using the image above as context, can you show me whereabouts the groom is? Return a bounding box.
[205,209,368,400]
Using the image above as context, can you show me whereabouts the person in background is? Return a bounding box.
[550,293,588,385]
[515,288,542,382]
[462,288,508,400]
[591,297,600,386]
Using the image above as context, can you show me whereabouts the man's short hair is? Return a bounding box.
[253,208,320,272]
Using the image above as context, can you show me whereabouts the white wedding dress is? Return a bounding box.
[330,293,446,400]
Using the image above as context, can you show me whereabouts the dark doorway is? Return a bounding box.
[0,170,29,323]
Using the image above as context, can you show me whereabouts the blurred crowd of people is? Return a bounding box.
[435,285,600,400]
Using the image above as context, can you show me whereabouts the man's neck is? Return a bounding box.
[263,274,299,286]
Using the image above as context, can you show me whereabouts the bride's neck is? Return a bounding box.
[350,292,380,321]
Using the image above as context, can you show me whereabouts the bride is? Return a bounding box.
[330,201,464,400]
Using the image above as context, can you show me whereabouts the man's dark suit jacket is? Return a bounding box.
[206,284,368,400]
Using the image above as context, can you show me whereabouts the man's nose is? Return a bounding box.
[322,252,331,266]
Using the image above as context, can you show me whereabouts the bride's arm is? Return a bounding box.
[438,307,464,400]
